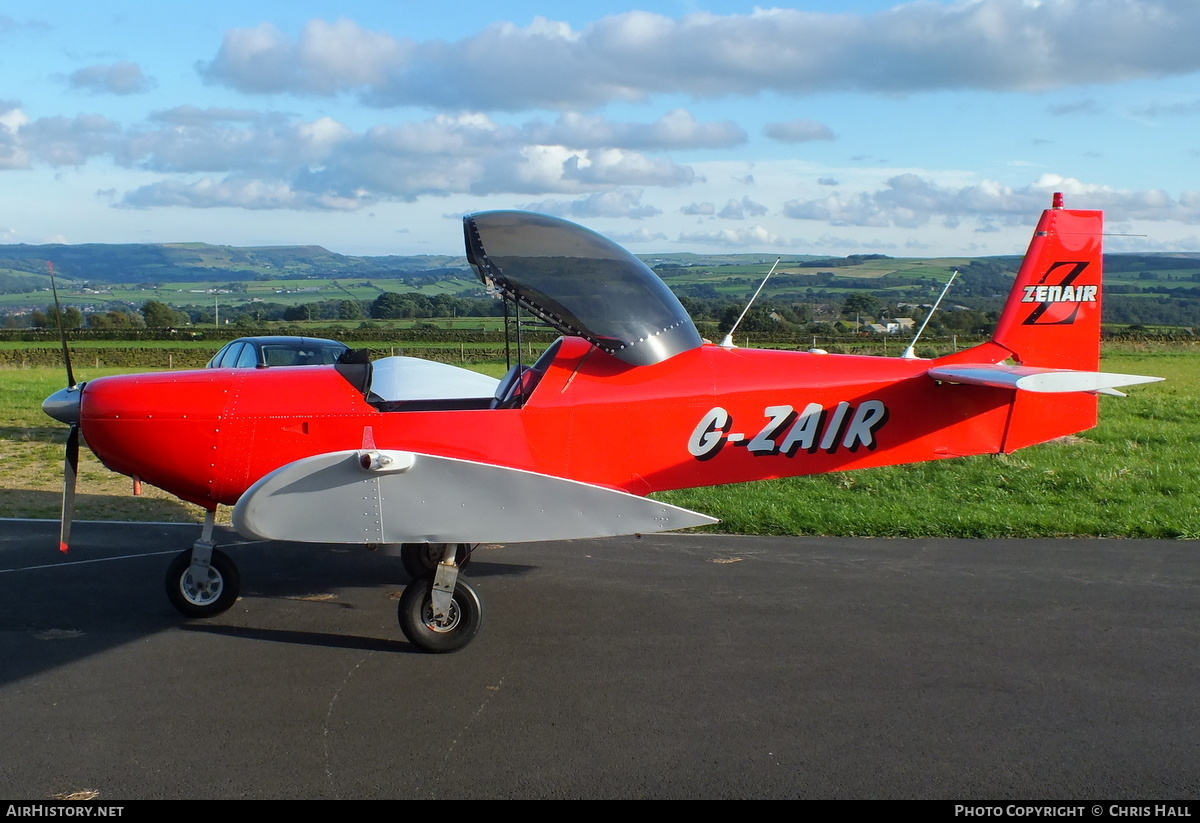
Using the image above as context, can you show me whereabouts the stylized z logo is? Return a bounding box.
[1021,260,1091,326]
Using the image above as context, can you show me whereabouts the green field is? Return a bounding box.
[2,342,1195,537]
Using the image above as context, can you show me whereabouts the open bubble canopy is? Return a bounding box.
[464,211,703,367]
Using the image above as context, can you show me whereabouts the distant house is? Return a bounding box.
[867,318,915,335]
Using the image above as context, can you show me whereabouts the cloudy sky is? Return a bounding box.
[2,0,1199,257]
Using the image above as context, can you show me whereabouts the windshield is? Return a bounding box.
[259,342,346,367]
[464,211,702,366]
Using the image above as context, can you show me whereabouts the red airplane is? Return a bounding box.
[42,193,1160,652]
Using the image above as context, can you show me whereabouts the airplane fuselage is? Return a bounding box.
[79,335,1096,510]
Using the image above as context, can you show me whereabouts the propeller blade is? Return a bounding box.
[47,261,80,554]
[60,424,79,553]
[47,261,76,389]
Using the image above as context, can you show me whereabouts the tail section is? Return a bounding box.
[931,194,1161,452]
[989,192,1103,371]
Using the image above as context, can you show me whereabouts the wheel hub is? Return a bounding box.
[423,599,460,633]
[181,567,223,607]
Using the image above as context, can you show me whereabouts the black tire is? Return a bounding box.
[400,543,473,579]
[397,576,483,653]
[165,548,240,618]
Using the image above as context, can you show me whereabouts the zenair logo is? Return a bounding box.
[1020,261,1096,326]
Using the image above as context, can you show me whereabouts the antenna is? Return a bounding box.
[719,257,781,348]
[901,269,957,360]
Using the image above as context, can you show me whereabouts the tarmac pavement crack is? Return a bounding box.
[322,652,371,799]
[420,676,506,800]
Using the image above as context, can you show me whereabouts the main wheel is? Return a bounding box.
[400,543,473,579]
[165,548,240,618]
[397,577,483,653]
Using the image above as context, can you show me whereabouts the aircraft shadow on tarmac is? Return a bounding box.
[179,623,410,653]
[0,520,537,682]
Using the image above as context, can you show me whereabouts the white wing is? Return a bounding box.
[232,449,717,544]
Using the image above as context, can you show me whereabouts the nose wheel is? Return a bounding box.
[165,546,240,618]
[164,509,240,619]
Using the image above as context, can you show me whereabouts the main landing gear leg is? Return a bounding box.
[165,508,241,618]
[399,542,473,579]
[397,555,483,654]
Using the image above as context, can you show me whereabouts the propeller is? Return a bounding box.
[42,261,81,553]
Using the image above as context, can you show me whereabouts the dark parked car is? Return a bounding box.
[205,336,349,369]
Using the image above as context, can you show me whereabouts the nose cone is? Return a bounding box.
[43,385,82,426]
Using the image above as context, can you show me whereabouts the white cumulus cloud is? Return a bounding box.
[199,3,1200,110]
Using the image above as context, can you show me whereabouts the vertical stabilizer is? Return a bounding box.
[989,193,1103,371]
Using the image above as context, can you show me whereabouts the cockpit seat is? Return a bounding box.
[492,364,543,409]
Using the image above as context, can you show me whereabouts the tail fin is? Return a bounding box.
[989,192,1103,371]
[931,195,1162,452]
[933,195,1101,452]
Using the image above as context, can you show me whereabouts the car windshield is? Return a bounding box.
[207,337,347,368]
[259,343,345,366]
[464,211,702,366]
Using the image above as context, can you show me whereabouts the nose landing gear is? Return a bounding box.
[164,510,241,619]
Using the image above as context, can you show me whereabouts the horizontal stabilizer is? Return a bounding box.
[928,364,1163,395]
[232,450,717,544]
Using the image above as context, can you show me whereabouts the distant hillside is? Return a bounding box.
[4,241,1198,289]
[0,242,469,285]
